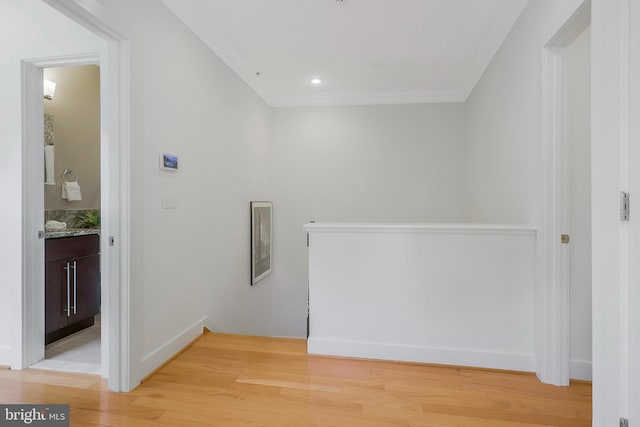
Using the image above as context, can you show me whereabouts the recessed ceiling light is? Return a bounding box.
[310,78,323,85]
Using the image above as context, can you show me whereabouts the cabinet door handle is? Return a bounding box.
[72,261,77,315]
[64,262,71,317]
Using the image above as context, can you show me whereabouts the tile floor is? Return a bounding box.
[30,315,101,375]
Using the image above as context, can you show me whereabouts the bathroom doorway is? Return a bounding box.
[20,1,131,392]
[31,65,102,375]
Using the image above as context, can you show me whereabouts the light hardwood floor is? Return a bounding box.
[0,332,591,426]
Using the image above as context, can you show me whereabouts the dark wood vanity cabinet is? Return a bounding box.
[45,234,100,344]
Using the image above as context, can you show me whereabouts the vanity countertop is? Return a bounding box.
[45,228,101,239]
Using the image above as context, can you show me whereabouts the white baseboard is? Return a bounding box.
[140,316,207,379]
[273,336,307,340]
[570,359,592,381]
[307,337,536,372]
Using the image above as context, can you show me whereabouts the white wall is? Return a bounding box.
[271,104,467,337]
[566,28,592,380]
[54,0,275,384]
[0,0,102,369]
[307,224,537,372]
[465,0,584,225]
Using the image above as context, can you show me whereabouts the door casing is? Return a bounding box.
[22,0,132,392]
[538,0,591,386]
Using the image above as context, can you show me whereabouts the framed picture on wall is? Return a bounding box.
[160,153,179,171]
[251,201,272,285]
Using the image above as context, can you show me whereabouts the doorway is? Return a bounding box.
[23,57,107,378]
[21,14,131,389]
[565,27,592,382]
[29,65,103,375]
[538,1,591,386]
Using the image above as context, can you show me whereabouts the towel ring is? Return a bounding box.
[62,169,77,182]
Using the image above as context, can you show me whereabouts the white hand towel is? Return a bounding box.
[44,146,55,185]
[62,180,82,201]
[45,220,67,231]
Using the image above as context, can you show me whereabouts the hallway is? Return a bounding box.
[0,332,591,426]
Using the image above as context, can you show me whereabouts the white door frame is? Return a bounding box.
[590,0,632,422]
[23,53,101,372]
[538,1,591,386]
[629,0,640,420]
[22,0,131,392]
[21,61,46,374]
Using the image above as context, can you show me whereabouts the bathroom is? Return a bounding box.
[36,64,101,374]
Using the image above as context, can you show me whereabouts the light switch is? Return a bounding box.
[162,191,177,209]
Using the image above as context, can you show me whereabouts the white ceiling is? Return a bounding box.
[161,0,528,107]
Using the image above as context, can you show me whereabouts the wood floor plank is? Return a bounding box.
[0,332,591,426]
[410,411,548,427]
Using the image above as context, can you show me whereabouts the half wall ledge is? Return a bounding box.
[305,222,538,373]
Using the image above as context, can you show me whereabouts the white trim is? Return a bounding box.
[42,0,123,43]
[21,52,115,381]
[22,54,102,372]
[628,0,640,420]
[545,2,592,48]
[591,0,632,421]
[157,0,276,106]
[304,223,537,236]
[459,0,529,100]
[139,317,207,380]
[537,1,591,387]
[618,0,631,418]
[570,359,593,381]
[24,53,99,68]
[308,338,536,373]
[270,90,466,107]
[112,38,132,393]
[40,0,131,392]
[21,62,45,371]
[539,45,570,386]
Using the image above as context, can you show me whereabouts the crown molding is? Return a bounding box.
[270,90,466,107]
[160,0,277,105]
[191,30,276,105]
[459,0,530,100]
